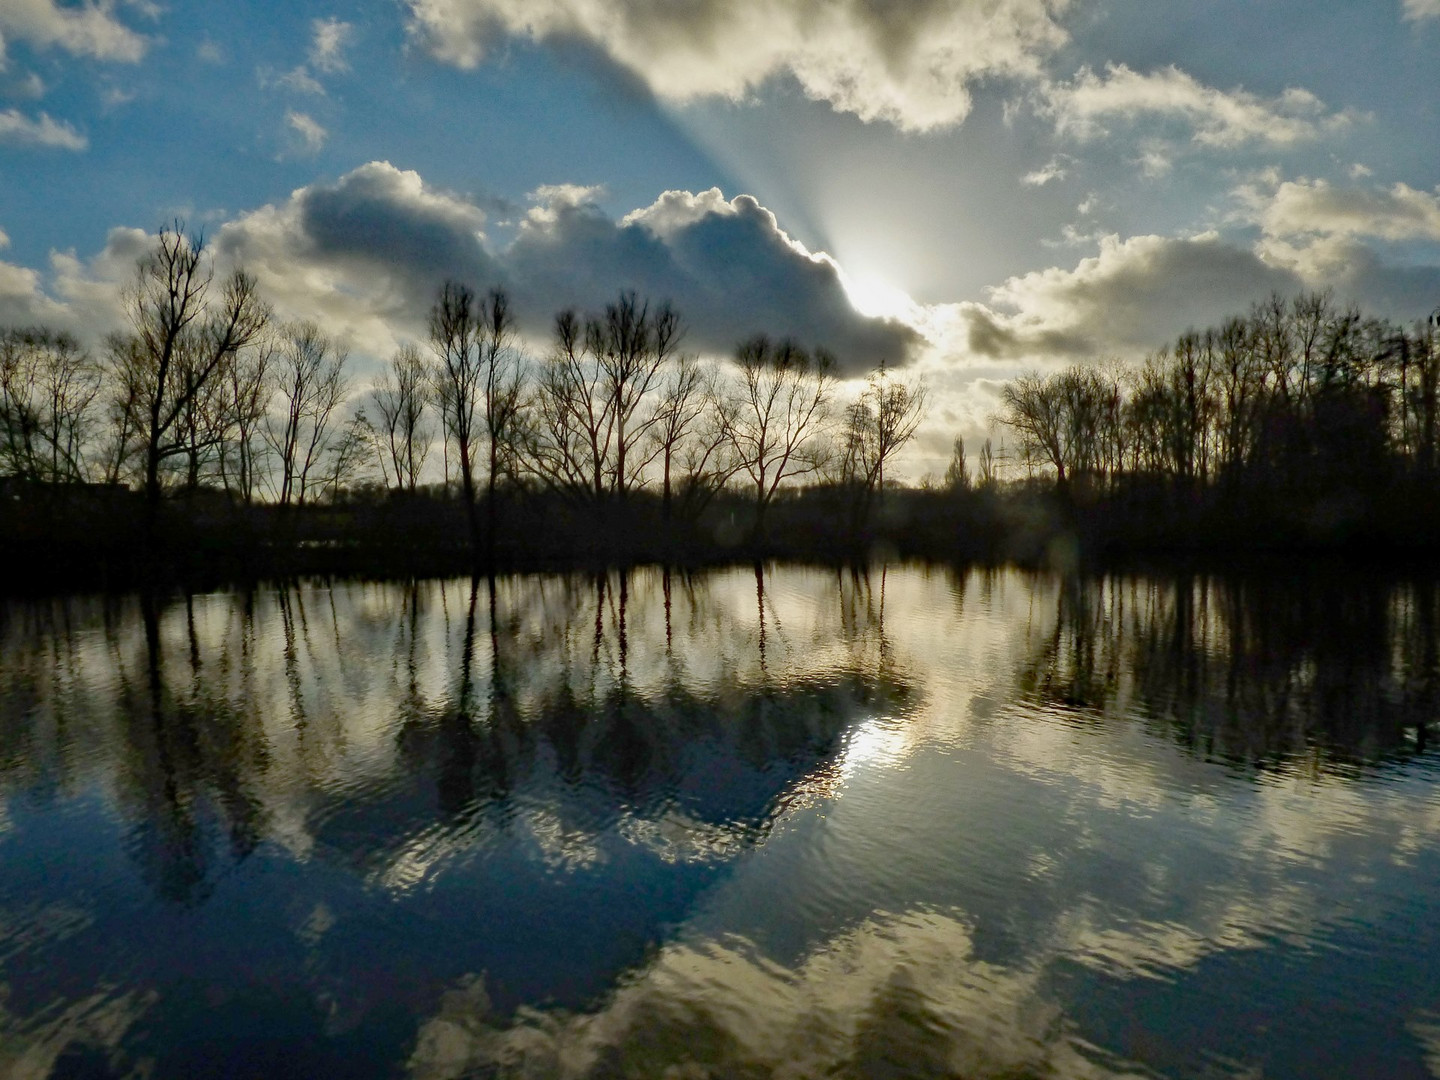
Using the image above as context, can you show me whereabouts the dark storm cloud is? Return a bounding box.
[215,163,919,372]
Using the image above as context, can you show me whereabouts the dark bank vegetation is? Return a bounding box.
[3,223,1440,591]
[989,289,1440,559]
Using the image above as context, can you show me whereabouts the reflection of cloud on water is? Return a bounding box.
[0,981,156,1080]
[618,811,759,865]
[1409,1011,1440,1078]
[407,908,1147,1080]
[3,567,1439,1074]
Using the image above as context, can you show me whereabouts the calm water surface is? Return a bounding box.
[1,564,1439,1078]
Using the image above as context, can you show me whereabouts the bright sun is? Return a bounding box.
[839,268,918,322]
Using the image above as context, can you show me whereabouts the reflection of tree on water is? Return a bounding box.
[108,592,269,904]
[1013,572,1440,768]
[0,571,921,1074]
[374,567,918,847]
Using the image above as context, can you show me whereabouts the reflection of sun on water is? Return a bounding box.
[839,717,911,778]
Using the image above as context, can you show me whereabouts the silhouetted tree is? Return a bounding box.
[999,370,1068,484]
[977,437,997,488]
[216,338,273,504]
[265,321,348,507]
[371,343,433,492]
[477,290,525,550]
[0,327,101,483]
[841,364,928,529]
[315,408,374,501]
[531,291,678,507]
[725,336,835,540]
[109,224,269,519]
[649,353,710,522]
[430,282,518,553]
[944,436,968,492]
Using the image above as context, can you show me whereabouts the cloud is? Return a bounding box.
[0,259,67,328]
[0,0,147,64]
[1021,157,1068,186]
[260,18,354,99]
[961,232,1301,361]
[0,108,86,150]
[1,70,46,98]
[1253,178,1440,243]
[211,164,918,373]
[407,909,1114,1080]
[1230,177,1440,316]
[0,226,147,333]
[100,84,135,110]
[1135,142,1172,178]
[308,17,353,74]
[286,110,328,154]
[270,66,325,95]
[1403,0,1440,19]
[403,0,1072,132]
[1043,63,1354,148]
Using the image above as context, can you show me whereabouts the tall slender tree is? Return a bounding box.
[725,336,835,541]
[110,224,269,520]
[371,343,433,492]
[430,282,521,555]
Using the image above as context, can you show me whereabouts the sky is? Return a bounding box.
[1,0,1438,476]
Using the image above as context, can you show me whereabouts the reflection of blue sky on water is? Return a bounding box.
[1,567,1439,1077]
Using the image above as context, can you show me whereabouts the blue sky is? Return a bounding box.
[2,0,1439,470]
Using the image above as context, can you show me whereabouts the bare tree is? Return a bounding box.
[371,344,433,492]
[531,292,677,506]
[110,224,270,516]
[216,339,274,505]
[431,280,482,529]
[313,408,374,502]
[591,292,678,501]
[430,282,523,552]
[841,364,928,527]
[532,308,615,503]
[999,370,1069,484]
[0,327,102,483]
[724,336,835,539]
[672,370,740,522]
[649,353,712,521]
[172,346,234,491]
[265,321,348,507]
[477,290,526,544]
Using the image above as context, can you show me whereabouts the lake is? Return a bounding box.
[1,564,1438,1078]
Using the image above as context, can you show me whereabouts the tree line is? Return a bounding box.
[994,290,1440,497]
[0,224,927,556]
[10,223,1437,575]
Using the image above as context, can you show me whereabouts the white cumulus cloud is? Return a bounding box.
[404,0,1073,132]
[1044,63,1354,148]
[1021,157,1069,186]
[1254,178,1440,243]
[286,110,328,154]
[0,0,148,64]
[0,108,86,150]
[308,17,353,74]
[1232,177,1440,313]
